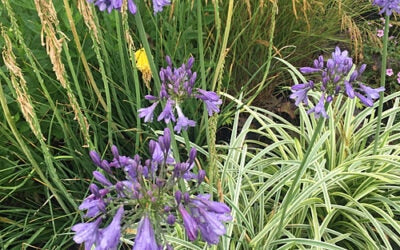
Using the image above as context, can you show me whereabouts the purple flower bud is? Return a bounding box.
[344,80,355,98]
[178,204,198,241]
[349,71,358,82]
[111,145,119,160]
[166,56,172,67]
[359,64,367,74]
[167,214,176,225]
[184,192,190,203]
[163,128,171,152]
[156,177,165,188]
[89,150,101,166]
[186,56,195,69]
[100,160,111,173]
[197,170,206,184]
[93,171,113,186]
[127,0,137,14]
[149,140,156,155]
[115,181,125,197]
[164,206,171,212]
[89,183,100,197]
[175,191,182,204]
[300,67,320,74]
[189,147,197,165]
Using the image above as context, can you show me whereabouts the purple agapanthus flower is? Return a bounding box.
[140,56,222,133]
[292,47,385,118]
[152,0,171,14]
[373,0,400,16]
[71,217,102,249]
[97,206,124,249]
[132,215,159,250]
[87,0,137,15]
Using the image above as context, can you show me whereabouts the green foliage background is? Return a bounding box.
[1,0,399,249]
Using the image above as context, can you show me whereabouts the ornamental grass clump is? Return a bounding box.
[290,47,384,118]
[72,128,232,249]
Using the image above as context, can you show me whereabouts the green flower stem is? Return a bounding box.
[134,7,161,94]
[247,1,277,106]
[373,14,390,155]
[277,112,326,235]
[121,10,142,154]
[134,6,183,163]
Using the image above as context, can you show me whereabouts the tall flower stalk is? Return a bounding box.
[372,4,393,155]
[280,46,384,235]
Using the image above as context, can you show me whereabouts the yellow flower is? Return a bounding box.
[135,48,152,90]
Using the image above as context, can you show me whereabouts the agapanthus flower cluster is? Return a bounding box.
[290,47,385,118]
[72,128,231,249]
[87,0,171,15]
[139,56,222,133]
[373,0,400,16]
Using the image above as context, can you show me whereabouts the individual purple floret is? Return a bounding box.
[72,207,124,250]
[152,0,171,14]
[290,81,314,106]
[307,94,329,119]
[97,206,124,249]
[373,0,400,16]
[291,47,385,118]
[140,56,222,133]
[79,184,109,218]
[138,102,159,122]
[178,204,199,241]
[174,106,196,133]
[132,215,159,250]
[71,217,102,250]
[195,89,223,116]
[178,194,232,245]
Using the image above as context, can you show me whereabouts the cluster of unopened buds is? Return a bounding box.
[290,47,385,118]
